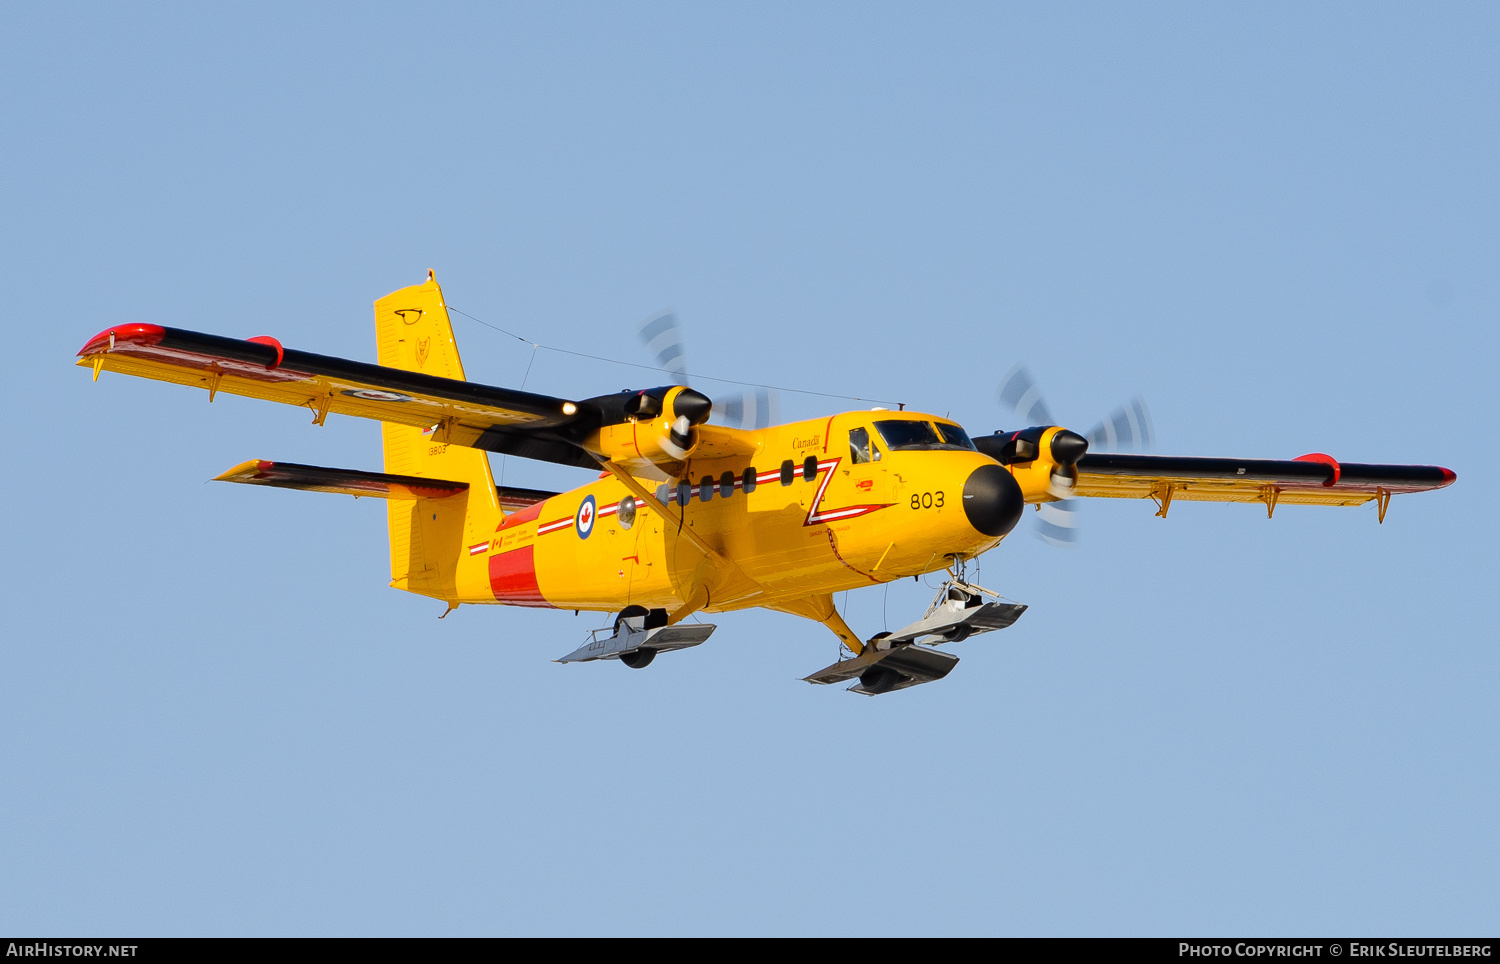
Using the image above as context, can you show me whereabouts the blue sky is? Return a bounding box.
[2,2,1495,935]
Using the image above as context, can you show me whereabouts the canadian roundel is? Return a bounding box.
[575,495,597,539]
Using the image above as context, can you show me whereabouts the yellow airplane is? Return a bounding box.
[76,272,1457,695]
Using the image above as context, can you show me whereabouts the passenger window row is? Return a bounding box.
[655,456,821,506]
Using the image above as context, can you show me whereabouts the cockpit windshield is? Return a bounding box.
[935,422,976,450]
[873,419,976,452]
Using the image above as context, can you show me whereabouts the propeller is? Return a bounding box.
[997,364,1154,547]
[637,309,688,382]
[636,309,782,429]
[1084,395,1154,452]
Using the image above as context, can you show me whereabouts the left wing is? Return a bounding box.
[77,324,757,475]
[78,324,610,469]
[1074,452,1455,519]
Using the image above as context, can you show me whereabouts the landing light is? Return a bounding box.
[562,402,577,415]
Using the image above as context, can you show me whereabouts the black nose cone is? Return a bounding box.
[1050,429,1088,466]
[672,388,713,425]
[962,464,1025,538]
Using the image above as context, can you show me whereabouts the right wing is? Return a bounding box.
[1074,452,1455,516]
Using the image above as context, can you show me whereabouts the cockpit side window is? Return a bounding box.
[849,427,874,465]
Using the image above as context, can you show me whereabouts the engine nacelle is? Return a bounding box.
[974,425,1089,503]
[584,385,714,475]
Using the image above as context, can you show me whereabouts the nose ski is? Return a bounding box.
[802,580,1026,695]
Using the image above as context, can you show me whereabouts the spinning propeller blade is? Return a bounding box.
[1085,396,1154,452]
[636,309,781,429]
[715,386,781,432]
[1035,501,1078,548]
[997,365,1080,545]
[997,364,1054,426]
[637,310,689,382]
[996,366,1153,547]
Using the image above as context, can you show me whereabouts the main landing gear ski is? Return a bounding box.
[556,606,716,668]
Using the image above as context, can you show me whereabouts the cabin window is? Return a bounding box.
[677,481,690,506]
[780,460,795,485]
[849,427,881,465]
[935,422,977,451]
[802,456,818,481]
[741,467,757,494]
[655,484,669,504]
[699,475,714,502]
[719,471,735,497]
[618,496,637,529]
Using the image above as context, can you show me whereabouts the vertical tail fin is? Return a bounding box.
[374,271,502,598]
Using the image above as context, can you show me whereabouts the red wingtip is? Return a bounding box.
[246,336,284,369]
[1440,467,1456,484]
[77,323,166,357]
[1294,452,1341,486]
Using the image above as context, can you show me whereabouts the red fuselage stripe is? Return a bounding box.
[489,545,552,608]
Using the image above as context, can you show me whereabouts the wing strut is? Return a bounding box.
[592,458,765,608]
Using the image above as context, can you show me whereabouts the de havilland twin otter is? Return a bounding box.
[77,273,1457,695]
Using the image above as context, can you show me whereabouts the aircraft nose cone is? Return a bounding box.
[962,464,1025,538]
[1050,429,1089,466]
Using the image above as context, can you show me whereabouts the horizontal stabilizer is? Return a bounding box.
[215,460,467,499]
[213,460,559,509]
[495,486,560,512]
